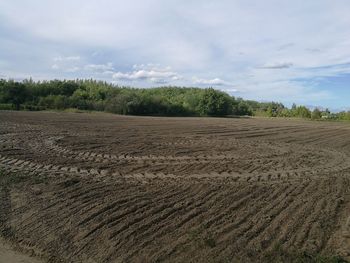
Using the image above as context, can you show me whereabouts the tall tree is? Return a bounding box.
[198,88,232,116]
[2,81,28,110]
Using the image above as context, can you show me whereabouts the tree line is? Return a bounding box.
[248,101,350,120]
[0,78,349,120]
[0,79,252,116]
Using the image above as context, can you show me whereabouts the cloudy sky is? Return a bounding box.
[1,1,350,109]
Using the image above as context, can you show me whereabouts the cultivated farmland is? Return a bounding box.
[0,111,349,262]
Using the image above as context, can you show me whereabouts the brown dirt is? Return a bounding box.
[0,111,349,262]
[0,237,43,263]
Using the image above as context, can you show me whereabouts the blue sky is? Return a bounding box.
[0,0,350,110]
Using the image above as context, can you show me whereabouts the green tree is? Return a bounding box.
[233,101,252,116]
[198,88,232,116]
[2,81,28,110]
[105,94,133,114]
[279,108,292,117]
[294,106,311,118]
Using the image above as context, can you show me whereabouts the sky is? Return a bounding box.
[0,0,350,110]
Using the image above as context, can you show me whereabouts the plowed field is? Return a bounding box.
[0,111,349,262]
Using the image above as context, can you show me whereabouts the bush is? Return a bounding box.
[294,106,311,118]
[312,108,322,120]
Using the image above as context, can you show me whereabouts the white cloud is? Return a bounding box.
[53,56,80,62]
[84,62,114,72]
[102,70,115,75]
[260,62,293,69]
[150,77,168,84]
[50,55,81,73]
[66,66,80,72]
[51,64,79,72]
[235,79,334,105]
[112,65,181,84]
[171,76,182,81]
[192,77,231,86]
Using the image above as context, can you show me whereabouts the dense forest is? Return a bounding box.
[0,78,349,120]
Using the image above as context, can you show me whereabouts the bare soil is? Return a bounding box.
[0,237,43,263]
[0,111,349,262]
